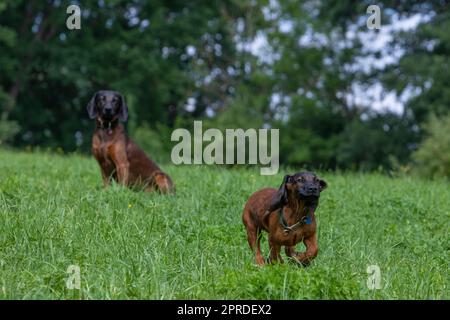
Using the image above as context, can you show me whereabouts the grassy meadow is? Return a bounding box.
[0,149,448,299]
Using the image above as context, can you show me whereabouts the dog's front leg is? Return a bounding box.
[115,161,129,186]
[93,153,114,187]
[285,246,296,257]
[268,238,283,264]
[110,146,130,186]
[295,233,318,266]
[100,167,112,187]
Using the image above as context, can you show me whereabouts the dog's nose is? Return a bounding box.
[308,186,318,193]
[104,106,112,113]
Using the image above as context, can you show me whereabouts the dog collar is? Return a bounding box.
[279,207,312,235]
[305,214,312,225]
[96,118,119,133]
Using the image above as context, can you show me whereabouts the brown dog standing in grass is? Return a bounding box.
[242,172,327,265]
[87,90,174,193]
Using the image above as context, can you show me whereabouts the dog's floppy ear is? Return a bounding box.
[268,174,292,212]
[119,94,128,122]
[87,92,98,119]
[319,179,327,192]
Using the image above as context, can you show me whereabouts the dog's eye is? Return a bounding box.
[297,177,305,183]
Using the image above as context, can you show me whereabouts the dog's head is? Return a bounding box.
[87,90,128,122]
[270,172,327,210]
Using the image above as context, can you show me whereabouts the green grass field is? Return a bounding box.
[0,149,448,299]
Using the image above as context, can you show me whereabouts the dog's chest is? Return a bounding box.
[92,133,116,162]
[274,223,316,246]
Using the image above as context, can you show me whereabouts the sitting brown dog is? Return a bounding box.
[87,90,174,193]
[242,172,327,265]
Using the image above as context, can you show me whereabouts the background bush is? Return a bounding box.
[412,113,450,179]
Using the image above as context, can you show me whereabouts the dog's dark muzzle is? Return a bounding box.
[102,107,115,119]
[298,186,320,198]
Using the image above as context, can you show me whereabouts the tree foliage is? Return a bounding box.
[412,113,450,178]
[0,0,448,174]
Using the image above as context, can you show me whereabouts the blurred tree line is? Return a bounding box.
[0,0,448,176]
